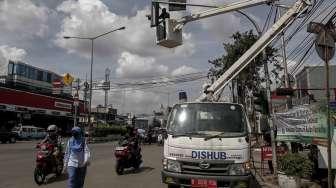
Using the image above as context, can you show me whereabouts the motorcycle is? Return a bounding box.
[157,134,163,145]
[34,143,64,185]
[143,132,154,144]
[114,139,142,175]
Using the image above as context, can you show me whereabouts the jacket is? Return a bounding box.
[64,139,90,168]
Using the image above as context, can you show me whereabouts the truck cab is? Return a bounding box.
[162,102,251,188]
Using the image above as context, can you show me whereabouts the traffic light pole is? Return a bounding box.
[307,21,334,188]
[263,52,278,179]
[73,79,80,127]
[324,32,333,188]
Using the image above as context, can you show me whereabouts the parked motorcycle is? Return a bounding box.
[34,143,64,185]
[114,140,142,175]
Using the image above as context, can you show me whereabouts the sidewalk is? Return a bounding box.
[251,147,321,188]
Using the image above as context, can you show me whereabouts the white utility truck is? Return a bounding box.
[149,0,313,187]
[162,102,251,188]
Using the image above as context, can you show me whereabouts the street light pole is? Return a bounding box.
[89,39,93,132]
[63,26,126,133]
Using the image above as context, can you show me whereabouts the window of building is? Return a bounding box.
[18,64,27,77]
[28,67,36,79]
[37,70,43,81]
[8,61,14,75]
[43,72,47,82]
[46,73,52,83]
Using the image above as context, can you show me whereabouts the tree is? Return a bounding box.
[208,30,280,104]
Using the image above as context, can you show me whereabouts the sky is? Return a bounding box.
[0,0,335,114]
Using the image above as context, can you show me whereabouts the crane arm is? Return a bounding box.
[175,0,278,30]
[198,0,312,101]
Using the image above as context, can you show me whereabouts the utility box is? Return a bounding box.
[156,19,182,48]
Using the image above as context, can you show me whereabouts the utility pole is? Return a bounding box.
[83,80,89,128]
[308,21,335,188]
[104,68,111,124]
[279,9,289,89]
[104,68,110,108]
[73,78,80,127]
[263,51,278,179]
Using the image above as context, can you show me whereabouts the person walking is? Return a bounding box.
[63,126,91,188]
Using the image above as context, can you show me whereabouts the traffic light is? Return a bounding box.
[253,90,269,115]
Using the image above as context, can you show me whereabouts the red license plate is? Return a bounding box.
[191,179,217,188]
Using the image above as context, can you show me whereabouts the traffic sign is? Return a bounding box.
[315,31,335,61]
[52,80,62,87]
[63,73,74,86]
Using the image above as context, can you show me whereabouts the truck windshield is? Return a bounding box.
[167,103,247,137]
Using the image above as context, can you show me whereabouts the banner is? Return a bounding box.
[274,105,329,144]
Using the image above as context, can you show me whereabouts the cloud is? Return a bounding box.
[0,45,27,75]
[55,0,195,59]
[116,52,168,78]
[172,65,198,76]
[200,14,242,41]
[0,0,50,40]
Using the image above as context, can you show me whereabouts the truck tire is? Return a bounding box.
[168,185,180,188]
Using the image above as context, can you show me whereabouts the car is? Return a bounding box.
[0,127,18,144]
[12,126,46,140]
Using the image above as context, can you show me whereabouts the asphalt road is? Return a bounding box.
[0,141,164,188]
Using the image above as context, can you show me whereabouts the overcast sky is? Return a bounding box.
[0,0,335,114]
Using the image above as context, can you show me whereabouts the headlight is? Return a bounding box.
[163,158,181,173]
[229,162,250,175]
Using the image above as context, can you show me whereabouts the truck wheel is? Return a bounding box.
[168,185,180,188]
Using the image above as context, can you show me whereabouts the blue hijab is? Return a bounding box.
[69,126,84,153]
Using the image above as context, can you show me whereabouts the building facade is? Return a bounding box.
[295,65,336,100]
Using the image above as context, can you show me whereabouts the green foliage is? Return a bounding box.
[92,126,127,137]
[208,30,280,103]
[278,153,313,178]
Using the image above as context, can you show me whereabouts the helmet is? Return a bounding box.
[47,124,57,132]
[71,126,82,137]
[71,126,81,134]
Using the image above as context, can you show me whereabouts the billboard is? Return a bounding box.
[274,104,330,144]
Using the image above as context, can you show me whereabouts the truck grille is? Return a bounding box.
[180,161,230,176]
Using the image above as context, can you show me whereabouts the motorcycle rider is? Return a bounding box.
[146,128,153,144]
[40,125,62,167]
[122,126,140,159]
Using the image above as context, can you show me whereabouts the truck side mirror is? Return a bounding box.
[245,135,250,143]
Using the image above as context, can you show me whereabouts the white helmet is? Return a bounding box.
[47,124,57,132]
